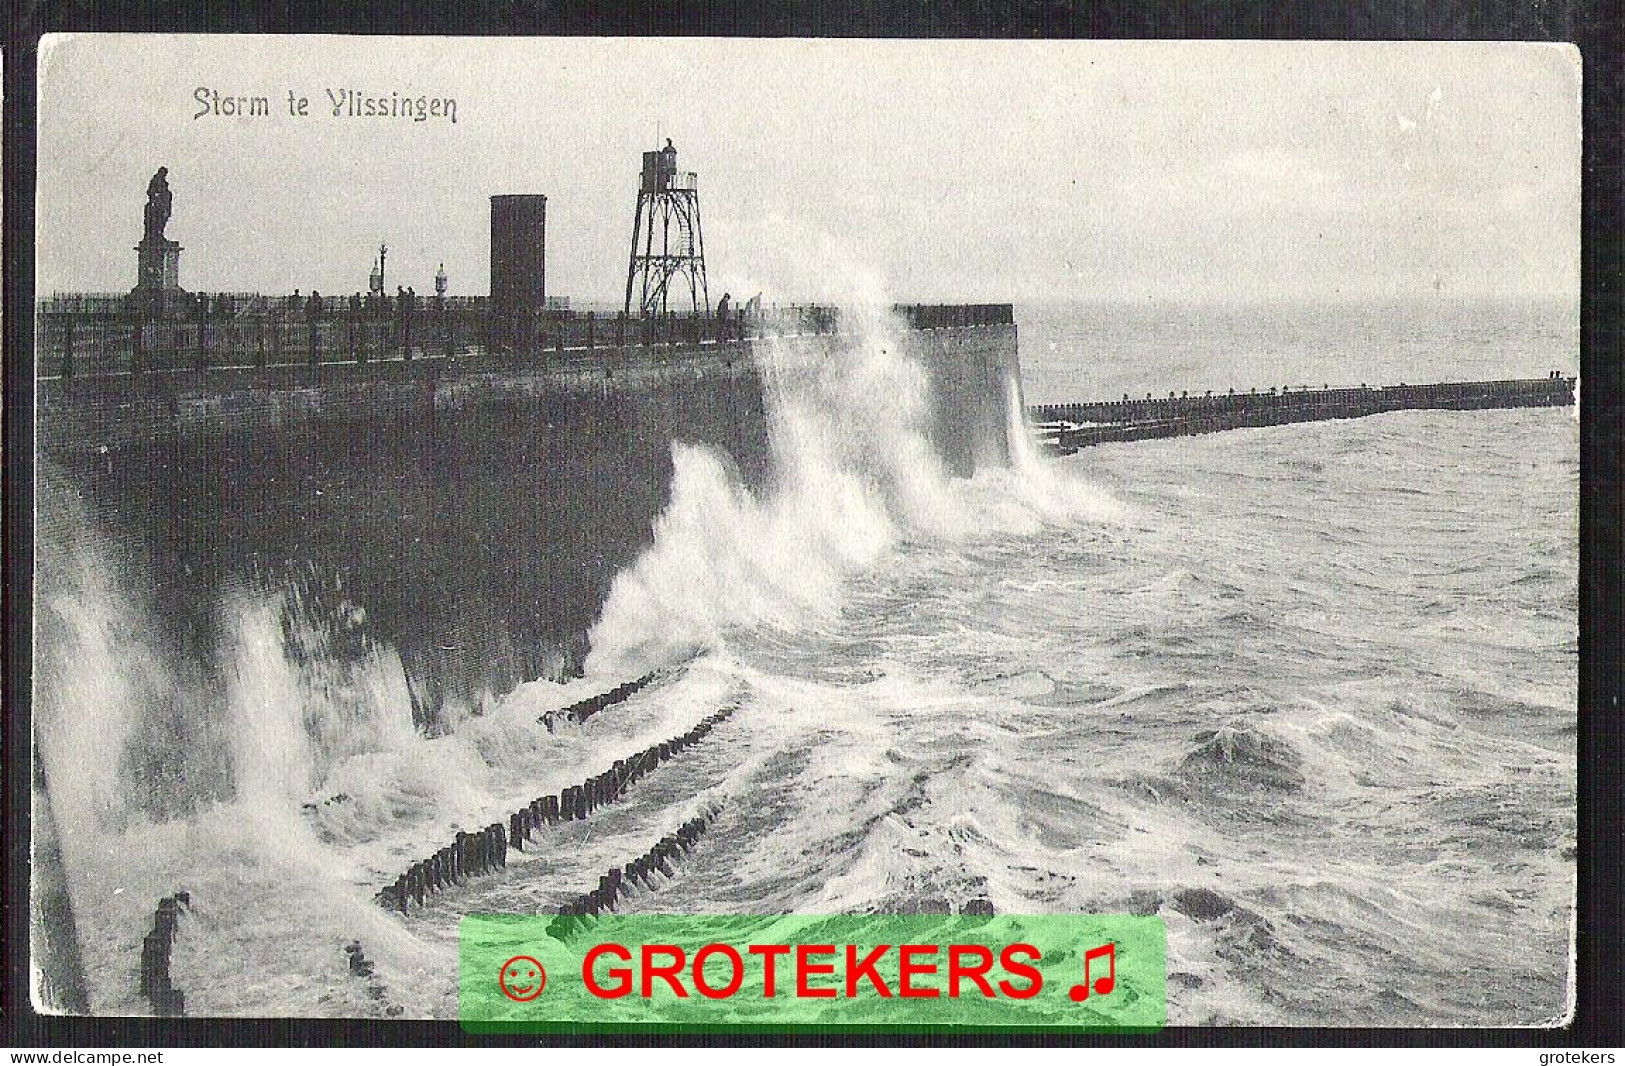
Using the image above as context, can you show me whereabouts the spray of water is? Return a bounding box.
[587,299,1124,675]
[998,371,1128,526]
[34,564,496,1012]
[35,545,153,838]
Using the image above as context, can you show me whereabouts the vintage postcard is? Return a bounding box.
[30,35,1579,1029]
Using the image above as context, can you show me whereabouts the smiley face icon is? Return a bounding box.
[499,955,547,1001]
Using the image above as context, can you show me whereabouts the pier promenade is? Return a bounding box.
[1030,376,1576,454]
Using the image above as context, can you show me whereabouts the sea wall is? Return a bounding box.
[35,319,1019,814]
[908,322,1021,476]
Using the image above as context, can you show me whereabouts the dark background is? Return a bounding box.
[4,0,1620,1050]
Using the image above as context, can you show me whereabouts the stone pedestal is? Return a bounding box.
[133,238,183,315]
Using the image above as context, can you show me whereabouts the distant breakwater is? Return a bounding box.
[1030,376,1575,453]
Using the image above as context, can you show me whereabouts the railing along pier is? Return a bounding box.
[36,297,1015,380]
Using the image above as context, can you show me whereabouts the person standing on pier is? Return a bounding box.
[306,291,324,365]
[715,292,731,341]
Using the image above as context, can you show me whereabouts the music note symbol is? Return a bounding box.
[1068,942,1116,1002]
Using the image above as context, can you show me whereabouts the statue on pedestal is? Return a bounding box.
[132,166,184,315]
[144,167,172,243]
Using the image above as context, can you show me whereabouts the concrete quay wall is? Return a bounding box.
[35,323,1019,818]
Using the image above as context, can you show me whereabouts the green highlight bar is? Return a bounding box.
[461,913,1165,1033]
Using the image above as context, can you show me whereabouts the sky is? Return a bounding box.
[35,36,1581,307]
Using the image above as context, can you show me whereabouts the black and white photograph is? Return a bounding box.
[27,34,1581,1029]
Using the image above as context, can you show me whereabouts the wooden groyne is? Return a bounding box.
[547,804,726,940]
[1030,376,1575,454]
[138,892,189,1016]
[376,703,738,913]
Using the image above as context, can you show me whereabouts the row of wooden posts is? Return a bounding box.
[539,671,658,732]
[343,940,403,1017]
[378,703,737,913]
[138,892,189,1016]
[547,805,725,940]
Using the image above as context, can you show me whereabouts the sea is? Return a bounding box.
[39,296,1578,1026]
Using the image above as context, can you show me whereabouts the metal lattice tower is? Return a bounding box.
[623,141,709,316]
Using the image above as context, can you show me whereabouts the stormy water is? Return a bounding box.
[35,297,1577,1026]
